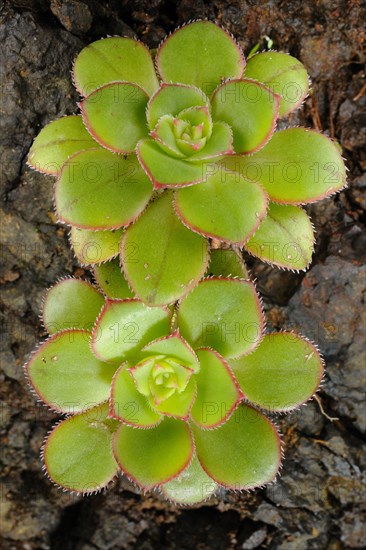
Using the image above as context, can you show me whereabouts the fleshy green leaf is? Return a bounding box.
[244,51,309,116]
[178,278,264,359]
[80,83,149,154]
[73,37,159,97]
[91,299,171,363]
[27,115,100,175]
[147,83,209,129]
[26,331,117,413]
[245,202,314,270]
[161,453,218,505]
[142,333,200,372]
[175,168,268,244]
[128,359,155,396]
[70,227,123,265]
[221,128,347,204]
[43,279,104,334]
[55,149,153,229]
[211,79,279,154]
[110,365,162,427]
[156,21,245,95]
[94,258,134,299]
[121,192,209,306]
[191,349,243,428]
[206,248,249,279]
[137,139,209,188]
[44,403,118,492]
[148,377,196,419]
[113,417,193,489]
[177,136,207,157]
[193,403,281,489]
[230,333,324,411]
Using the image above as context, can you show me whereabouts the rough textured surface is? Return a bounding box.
[1,0,365,548]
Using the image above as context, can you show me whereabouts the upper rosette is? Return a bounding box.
[27,21,347,304]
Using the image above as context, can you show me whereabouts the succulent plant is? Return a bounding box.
[27,21,346,306]
[24,19,347,507]
[25,276,324,504]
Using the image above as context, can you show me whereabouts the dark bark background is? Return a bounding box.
[1,0,365,548]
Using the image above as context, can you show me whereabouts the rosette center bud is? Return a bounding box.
[129,354,194,406]
[150,105,213,158]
